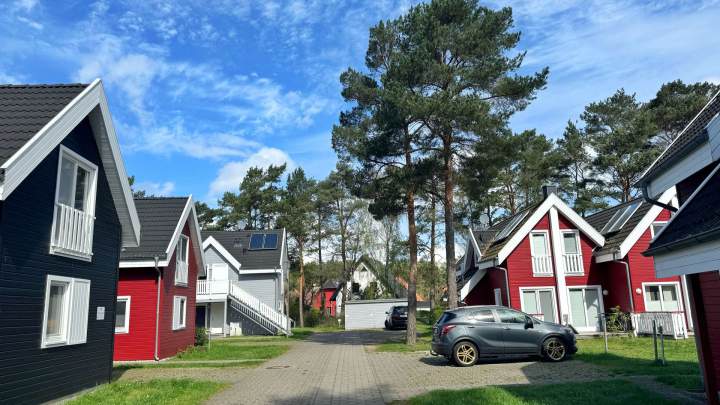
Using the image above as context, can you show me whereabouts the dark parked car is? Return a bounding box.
[431,305,577,366]
[385,305,408,329]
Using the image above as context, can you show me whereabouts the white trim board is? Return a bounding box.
[596,187,677,263]
[0,79,140,247]
[202,236,242,271]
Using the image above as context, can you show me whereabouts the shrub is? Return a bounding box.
[195,327,209,347]
[305,308,321,327]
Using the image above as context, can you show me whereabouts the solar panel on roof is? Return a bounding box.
[495,211,529,241]
[601,201,642,234]
[263,233,278,249]
[249,234,264,249]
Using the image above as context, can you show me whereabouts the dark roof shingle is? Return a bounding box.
[203,229,284,270]
[585,198,652,256]
[646,166,720,254]
[120,197,190,261]
[0,83,88,165]
[640,91,720,185]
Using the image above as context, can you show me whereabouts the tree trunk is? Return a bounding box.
[298,240,305,328]
[444,141,458,309]
[318,212,325,314]
[429,191,437,311]
[405,144,418,345]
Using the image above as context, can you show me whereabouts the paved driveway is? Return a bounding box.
[203,330,610,405]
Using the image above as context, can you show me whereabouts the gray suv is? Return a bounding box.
[431,306,577,366]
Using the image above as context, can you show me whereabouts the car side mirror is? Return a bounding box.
[385,311,389,314]
[524,317,533,329]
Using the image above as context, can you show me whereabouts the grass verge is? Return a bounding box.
[374,324,432,353]
[655,375,704,392]
[575,336,699,379]
[393,379,679,405]
[173,341,288,361]
[67,379,227,405]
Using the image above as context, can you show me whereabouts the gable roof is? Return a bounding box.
[646,163,720,256]
[0,80,140,247]
[202,229,286,270]
[639,90,720,186]
[472,202,542,261]
[119,196,205,270]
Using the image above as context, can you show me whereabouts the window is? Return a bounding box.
[249,233,279,250]
[468,309,495,322]
[41,275,90,348]
[650,221,667,238]
[175,235,189,285]
[173,296,187,330]
[496,308,527,324]
[115,296,130,333]
[521,288,557,322]
[562,232,579,255]
[51,147,98,260]
[601,201,642,234]
[644,283,681,312]
[530,232,549,256]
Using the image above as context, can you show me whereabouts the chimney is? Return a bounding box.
[542,185,558,199]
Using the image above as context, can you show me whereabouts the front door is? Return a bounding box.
[495,308,541,355]
[195,305,207,328]
[568,287,602,332]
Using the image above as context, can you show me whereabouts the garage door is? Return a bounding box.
[344,299,408,330]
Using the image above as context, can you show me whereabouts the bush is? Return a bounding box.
[195,327,209,347]
[305,308,321,327]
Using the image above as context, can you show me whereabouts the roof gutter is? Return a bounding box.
[638,129,709,191]
[645,227,720,256]
[641,182,677,213]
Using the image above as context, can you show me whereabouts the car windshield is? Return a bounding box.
[436,312,456,325]
[393,306,408,314]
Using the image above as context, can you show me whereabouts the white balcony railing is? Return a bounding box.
[196,279,229,296]
[631,312,688,339]
[50,203,95,259]
[563,253,584,274]
[175,261,188,285]
[532,256,553,275]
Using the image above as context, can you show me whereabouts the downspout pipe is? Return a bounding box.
[612,258,635,313]
[496,266,511,307]
[153,256,161,362]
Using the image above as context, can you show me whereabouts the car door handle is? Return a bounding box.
[467,326,475,328]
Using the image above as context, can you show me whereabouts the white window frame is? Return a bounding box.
[41,275,91,348]
[115,296,131,334]
[173,296,187,330]
[529,230,553,276]
[642,281,683,312]
[175,234,189,285]
[519,286,557,322]
[560,230,581,255]
[49,146,98,261]
[650,221,668,239]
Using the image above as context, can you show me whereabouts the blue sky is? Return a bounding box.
[2,0,719,206]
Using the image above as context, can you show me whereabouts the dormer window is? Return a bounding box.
[50,146,98,261]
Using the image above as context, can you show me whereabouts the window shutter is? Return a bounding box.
[68,279,91,344]
[172,297,179,329]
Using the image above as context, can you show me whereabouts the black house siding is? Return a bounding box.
[0,118,122,404]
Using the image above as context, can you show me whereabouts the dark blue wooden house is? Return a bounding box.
[0,80,141,404]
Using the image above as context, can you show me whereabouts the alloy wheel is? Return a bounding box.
[544,338,566,361]
[455,343,477,366]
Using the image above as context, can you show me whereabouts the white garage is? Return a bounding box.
[343,298,430,330]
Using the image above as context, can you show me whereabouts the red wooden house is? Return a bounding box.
[114,196,205,361]
[311,281,340,317]
[459,186,692,334]
[638,90,720,404]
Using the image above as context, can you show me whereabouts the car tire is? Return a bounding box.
[452,341,479,367]
[542,337,567,362]
[384,321,390,330]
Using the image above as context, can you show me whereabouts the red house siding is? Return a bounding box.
[311,289,337,316]
[114,221,198,361]
[158,222,197,360]
[465,268,507,306]
[114,268,157,361]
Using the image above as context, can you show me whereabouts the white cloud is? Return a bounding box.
[207,147,295,202]
[134,180,176,196]
[14,0,38,12]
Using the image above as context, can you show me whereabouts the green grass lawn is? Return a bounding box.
[576,336,699,378]
[374,324,433,353]
[290,324,343,340]
[394,379,679,405]
[68,379,227,405]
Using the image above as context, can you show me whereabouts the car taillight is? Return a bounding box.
[440,325,456,336]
